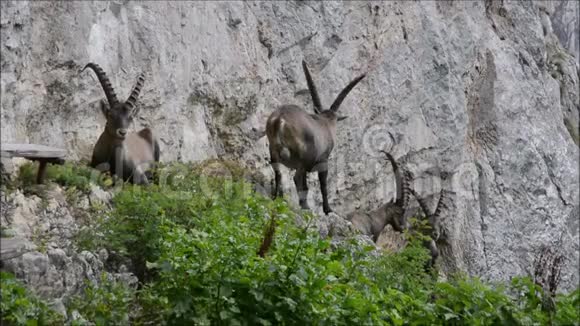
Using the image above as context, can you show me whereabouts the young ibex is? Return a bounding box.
[266,60,366,214]
[347,150,412,242]
[82,63,160,185]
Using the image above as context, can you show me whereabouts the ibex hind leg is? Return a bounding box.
[294,169,309,210]
[269,146,284,199]
[271,163,283,199]
[135,172,150,185]
[118,163,149,186]
[126,169,149,185]
[133,163,152,186]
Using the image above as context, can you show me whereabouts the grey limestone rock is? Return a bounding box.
[0,1,578,290]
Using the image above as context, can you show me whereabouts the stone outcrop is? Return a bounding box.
[0,186,137,319]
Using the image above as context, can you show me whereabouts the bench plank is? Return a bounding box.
[1,143,67,159]
[1,143,67,184]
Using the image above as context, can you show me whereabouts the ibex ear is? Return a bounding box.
[337,115,348,121]
[99,99,110,117]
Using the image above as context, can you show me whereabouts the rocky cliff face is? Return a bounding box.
[1,1,578,290]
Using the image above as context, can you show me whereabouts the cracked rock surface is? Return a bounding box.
[0,187,137,316]
[1,1,578,290]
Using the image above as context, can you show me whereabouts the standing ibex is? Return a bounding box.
[266,60,366,214]
[82,63,160,185]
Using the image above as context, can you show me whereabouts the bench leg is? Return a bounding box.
[36,160,48,184]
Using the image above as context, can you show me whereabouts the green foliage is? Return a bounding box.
[12,162,113,194]
[80,161,579,325]
[553,288,580,325]
[68,273,136,326]
[0,272,64,325]
[44,162,113,192]
[14,162,39,189]
[1,225,14,238]
[432,277,521,325]
[6,161,579,325]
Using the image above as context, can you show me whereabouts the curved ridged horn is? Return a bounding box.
[410,187,432,219]
[82,63,119,106]
[125,72,146,111]
[382,151,409,208]
[302,60,322,114]
[433,191,448,219]
[329,73,366,112]
[402,170,412,209]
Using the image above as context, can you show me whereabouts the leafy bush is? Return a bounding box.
[45,162,113,192]
[0,271,64,325]
[12,162,113,194]
[13,162,39,189]
[67,273,136,326]
[81,161,579,325]
[5,161,579,325]
[553,288,580,325]
[81,161,263,281]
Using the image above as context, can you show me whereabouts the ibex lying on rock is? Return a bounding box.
[266,60,365,214]
[348,151,412,242]
[82,63,160,185]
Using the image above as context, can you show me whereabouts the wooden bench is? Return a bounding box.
[1,144,66,184]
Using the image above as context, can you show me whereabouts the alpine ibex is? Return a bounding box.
[349,147,449,269]
[409,173,450,269]
[266,60,366,214]
[82,63,160,185]
[347,151,412,242]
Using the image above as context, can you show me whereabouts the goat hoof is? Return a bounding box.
[323,207,333,215]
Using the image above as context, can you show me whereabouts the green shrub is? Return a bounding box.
[14,162,39,189]
[45,162,113,192]
[7,160,578,325]
[0,271,64,325]
[85,161,578,325]
[82,161,265,282]
[554,288,580,325]
[68,273,136,326]
[12,162,113,194]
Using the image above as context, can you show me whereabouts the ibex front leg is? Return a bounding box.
[294,169,309,210]
[318,170,332,215]
[271,162,283,199]
[314,161,332,215]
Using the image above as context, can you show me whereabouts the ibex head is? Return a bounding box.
[302,60,366,124]
[82,63,145,140]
